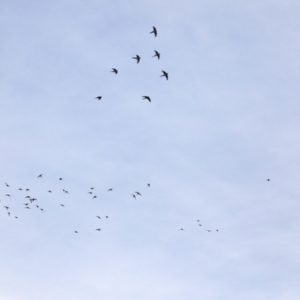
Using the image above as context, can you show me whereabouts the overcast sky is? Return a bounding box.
[1,1,300,299]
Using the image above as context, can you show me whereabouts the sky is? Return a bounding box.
[1,0,300,299]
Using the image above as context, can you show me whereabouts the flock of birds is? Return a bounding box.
[95,27,168,103]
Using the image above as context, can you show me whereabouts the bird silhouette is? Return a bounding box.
[132,55,141,63]
[26,189,30,191]
[142,96,151,102]
[75,231,78,233]
[153,50,160,59]
[37,174,43,178]
[5,182,9,187]
[48,190,52,193]
[180,228,184,231]
[95,96,102,100]
[135,192,141,196]
[18,188,22,191]
[4,206,9,209]
[106,216,109,218]
[88,192,92,194]
[132,194,136,199]
[5,194,10,197]
[108,188,113,192]
[60,204,64,207]
[96,216,101,219]
[90,187,94,190]
[147,183,150,187]
[267,179,270,181]
[160,70,168,80]
[150,26,157,37]
[59,178,63,180]
[111,68,118,74]
[96,229,101,231]
[93,196,97,199]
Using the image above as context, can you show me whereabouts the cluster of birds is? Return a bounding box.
[95,26,168,103]
[1,175,153,234]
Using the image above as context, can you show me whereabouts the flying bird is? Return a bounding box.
[153,50,160,59]
[8,212,10,216]
[132,194,136,199]
[5,182,9,187]
[180,228,184,231]
[111,68,118,74]
[75,231,78,233]
[60,204,64,207]
[160,70,168,80]
[267,179,270,181]
[5,194,10,197]
[37,174,43,178]
[26,189,30,191]
[147,183,150,187]
[106,216,109,218]
[90,187,94,190]
[96,216,101,219]
[135,192,141,196]
[142,96,151,102]
[96,229,101,231]
[150,26,157,37]
[132,55,141,63]
[88,192,93,194]
[59,178,63,180]
[95,96,102,100]
[18,188,22,191]
[108,188,113,192]
[48,190,52,193]
[4,206,9,210]
[93,196,97,199]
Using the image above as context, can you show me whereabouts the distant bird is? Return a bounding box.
[147,183,150,187]
[90,187,94,190]
[36,205,39,208]
[25,196,30,198]
[267,179,270,181]
[106,216,109,218]
[93,196,97,199]
[216,230,219,232]
[198,224,202,227]
[15,216,18,219]
[40,209,44,211]
[24,203,29,206]
[153,50,160,59]
[96,216,101,219]
[8,212,10,216]
[64,190,69,194]
[197,220,200,222]
[26,189,30,191]
[25,207,30,209]
[60,204,64,207]
[95,96,102,100]
[37,174,43,178]
[150,26,157,37]
[59,178,63,180]
[135,192,141,196]
[5,182,9,187]
[180,228,184,231]
[48,190,52,193]
[75,231,78,233]
[88,192,92,194]
[96,229,101,231]
[160,70,168,80]
[18,188,22,191]
[206,230,211,232]
[132,55,141,63]
[4,206,9,210]
[5,194,10,197]
[108,188,113,192]
[111,68,118,74]
[132,194,136,199]
[142,96,151,102]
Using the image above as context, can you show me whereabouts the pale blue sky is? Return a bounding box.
[1,1,300,299]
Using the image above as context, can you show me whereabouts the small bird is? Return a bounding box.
[25,196,30,198]
[60,204,64,207]
[24,203,29,206]
[48,190,52,193]
[142,96,151,102]
[18,188,22,191]
[135,192,141,196]
[108,188,113,192]
[37,174,43,178]
[153,50,160,59]
[8,212,10,216]
[96,229,101,231]
[26,189,30,191]
[93,196,97,199]
[90,187,94,190]
[59,178,63,180]
[5,194,10,197]
[95,96,102,100]
[106,216,109,218]
[180,228,184,231]
[15,216,18,219]
[111,68,118,74]
[267,179,270,181]
[75,231,78,233]
[5,182,9,187]
[36,205,39,208]
[88,192,92,194]
[4,206,9,210]
[206,230,211,232]
[216,230,219,232]
[25,207,30,209]
[40,208,44,211]
[160,70,168,80]
[198,224,202,227]
[64,190,69,194]
[150,26,157,37]
[96,216,101,219]
[132,55,141,63]
[132,194,136,199]
[147,183,150,187]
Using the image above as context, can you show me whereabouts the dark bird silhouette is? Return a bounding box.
[150,26,157,37]
[88,192,92,194]
[18,188,22,191]
[160,70,168,80]
[198,224,202,227]
[132,194,136,199]
[59,178,63,180]
[25,207,30,209]
[147,183,150,187]
[64,190,69,194]
[96,216,101,219]
[37,174,43,178]
[24,203,29,206]
[75,231,78,233]
[26,189,30,191]
[5,182,9,187]
[90,187,94,190]
[15,216,18,219]
[142,96,151,102]
[40,208,44,211]
[96,229,101,231]
[132,55,141,63]
[206,230,211,232]
[106,216,109,218]
[95,96,102,100]
[111,68,118,74]
[135,192,141,196]
[48,190,52,193]
[60,204,64,207]
[93,196,97,199]
[4,206,9,209]
[5,194,10,197]
[36,205,39,208]
[25,196,30,198]
[108,188,113,192]
[8,212,10,216]
[216,230,219,232]
[153,50,160,59]
[267,179,270,181]
[180,228,184,231]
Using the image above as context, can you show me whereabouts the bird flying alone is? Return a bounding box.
[132,55,141,63]
[108,188,113,192]
[153,50,160,59]
[95,96,102,100]
[111,68,118,74]
[160,70,168,80]
[142,96,151,102]
[150,26,157,37]
[37,174,43,178]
